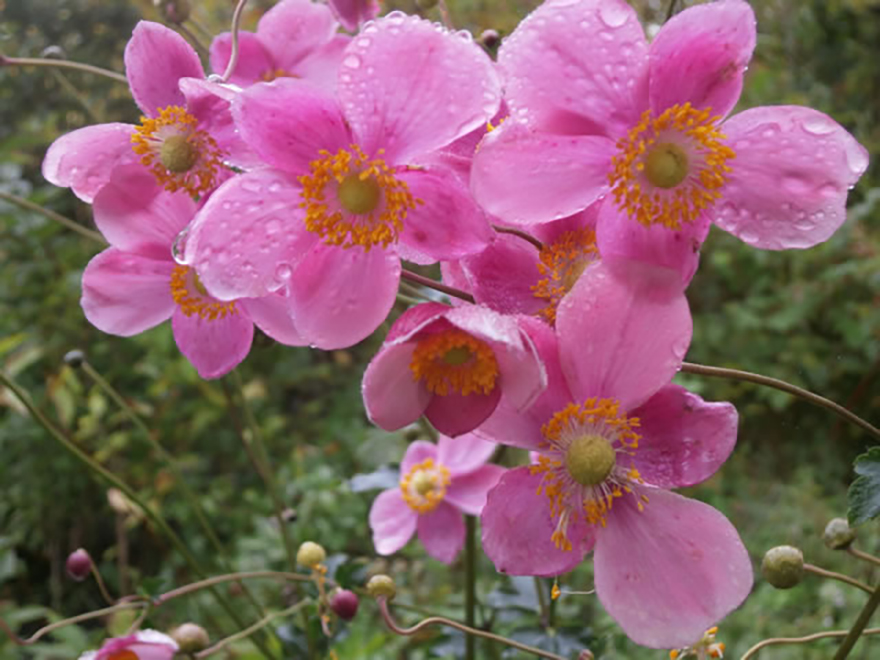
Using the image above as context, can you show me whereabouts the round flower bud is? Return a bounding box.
[171,622,210,652]
[366,574,396,601]
[63,349,85,368]
[761,545,804,589]
[154,0,191,24]
[479,29,500,50]
[823,518,857,550]
[330,589,360,621]
[296,541,326,568]
[65,548,92,581]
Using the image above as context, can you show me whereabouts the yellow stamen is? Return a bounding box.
[532,228,599,324]
[608,102,735,230]
[170,265,237,320]
[107,652,138,660]
[260,68,295,82]
[409,328,499,397]
[400,457,451,514]
[551,580,561,600]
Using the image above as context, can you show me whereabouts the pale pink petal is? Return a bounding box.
[385,302,449,344]
[81,249,175,337]
[440,260,473,306]
[124,644,176,660]
[369,489,418,555]
[481,467,594,577]
[363,342,432,431]
[401,440,439,474]
[339,14,501,164]
[209,32,273,86]
[557,260,691,411]
[238,294,308,346]
[649,0,756,119]
[417,502,465,564]
[445,465,505,515]
[394,167,494,265]
[257,0,339,72]
[438,433,497,475]
[716,106,870,249]
[42,124,137,203]
[594,490,752,649]
[328,0,379,32]
[294,35,351,92]
[458,235,544,316]
[630,385,738,489]
[288,243,401,349]
[172,308,254,379]
[499,0,648,137]
[425,388,502,438]
[124,21,204,116]
[471,122,616,226]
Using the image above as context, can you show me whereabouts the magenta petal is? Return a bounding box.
[402,440,439,474]
[437,433,497,476]
[481,467,594,577]
[42,124,136,203]
[417,502,465,564]
[171,308,254,379]
[124,21,204,116]
[716,106,870,249]
[459,234,545,316]
[294,35,351,93]
[385,302,449,343]
[328,0,379,32]
[594,491,752,649]
[362,342,432,431]
[238,294,307,346]
[209,32,273,86]
[425,388,502,438]
[445,465,505,515]
[499,0,648,137]
[471,122,616,226]
[370,489,418,556]
[557,260,692,411]
[257,0,339,72]
[339,14,501,164]
[630,385,738,489]
[649,0,755,119]
[81,249,175,337]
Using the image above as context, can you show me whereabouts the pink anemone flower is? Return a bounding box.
[471,0,868,286]
[82,167,306,379]
[370,434,504,563]
[476,259,752,649]
[362,302,546,437]
[183,13,500,349]
[210,0,350,91]
[78,629,177,660]
[328,0,381,33]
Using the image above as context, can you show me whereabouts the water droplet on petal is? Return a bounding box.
[598,2,629,28]
[845,141,869,175]
[172,226,191,265]
[343,54,362,69]
[802,115,836,136]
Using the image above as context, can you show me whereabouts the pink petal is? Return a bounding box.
[362,342,432,431]
[338,14,501,164]
[257,0,339,72]
[81,249,175,337]
[481,467,594,577]
[385,302,449,344]
[287,243,401,349]
[499,0,648,137]
[471,122,616,226]
[328,0,379,32]
[438,433,497,475]
[369,489,418,555]
[716,106,870,249]
[238,294,307,346]
[124,21,204,116]
[649,0,756,119]
[594,490,752,649]
[445,464,505,515]
[394,167,493,265]
[294,35,351,92]
[556,259,691,411]
[42,123,136,203]
[425,387,502,438]
[401,440,439,474]
[209,32,273,86]
[458,234,544,316]
[417,501,465,564]
[630,385,738,489]
[172,308,254,379]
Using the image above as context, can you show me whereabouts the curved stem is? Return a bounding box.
[90,562,118,606]
[493,225,544,251]
[834,581,880,659]
[156,570,312,605]
[221,0,250,82]
[680,362,880,441]
[0,55,127,83]
[0,603,143,646]
[741,628,880,659]
[174,23,208,58]
[0,191,106,244]
[805,564,873,595]
[400,269,475,303]
[848,547,880,569]
[196,600,310,658]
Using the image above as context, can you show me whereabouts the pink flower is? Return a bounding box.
[81,167,306,379]
[477,259,752,649]
[471,0,868,286]
[210,0,350,90]
[362,302,546,437]
[369,435,504,563]
[184,13,500,349]
[328,0,381,33]
[78,630,177,660]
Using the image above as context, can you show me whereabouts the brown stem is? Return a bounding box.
[155,570,312,605]
[0,191,106,245]
[400,269,475,303]
[0,603,144,646]
[493,225,544,251]
[0,55,127,83]
[805,564,873,595]
[221,0,250,82]
[848,547,880,569]
[740,627,880,659]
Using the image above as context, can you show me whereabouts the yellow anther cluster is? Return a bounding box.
[409,328,499,396]
[532,228,599,324]
[260,68,293,82]
[608,102,735,230]
[670,627,726,659]
[400,458,451,514]
[170,266,237,321]
[542,399,640,450]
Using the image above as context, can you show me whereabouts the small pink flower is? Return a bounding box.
[78,630,177,660]
[477,259,752,649]
[328,0,381,33]
[369,435,504,563]
[362,302,546,437]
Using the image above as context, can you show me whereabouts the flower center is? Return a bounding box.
[565,434,616,487]
[131,106,223,197]
[608,102,735,230]
[170,265,237,320]
[107,652,138,660]
[532,228,599,324]
[298,144,419,250]
[400,458,451,514]
[409,328,499,397]
[260,68,295,82]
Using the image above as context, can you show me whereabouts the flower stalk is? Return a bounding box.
[0,54,128,83]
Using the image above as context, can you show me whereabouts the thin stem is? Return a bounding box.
[0,191,106,244]
[174,23,209,58]
[400,269,475,303]
[0,55,127,83]
[534,577,549,628]
[680,362,880,442]
[0,603,143,645]
[221,0,250,82]
[436,0,453,28]
[50,69,103,123]
[187,18,215,41]
[664,0,678,22]
[493,225,544,251]
[741,627,880,659]
[833,581,880,659]
[90,562,117,606]
[805,564,873,595]
[156,570,311,605]
[465,516,477,660]
[196,600,311,658]
[848,547,880,568]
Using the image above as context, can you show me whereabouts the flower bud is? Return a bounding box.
[63,349,85,368]
[479,29,500,50]
[296,541,326,568]
[761,545,804,589]
[66,548,92,581]
[154,0,191,24]
[366,574,396,600]
[823,518,857,550]
[330,589,360,621]
[171,622,210,653]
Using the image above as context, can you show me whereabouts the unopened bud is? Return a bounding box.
[577,651,595,660]
[366,574,396,600]
[171,622,209,652]
[64,349,85,368]
[479,29,500,50]
[154,0,191,24]
[296,541,326,568]
[762,545,804,589]
[824,518,857,550]
[330,589,360,621]
[66,548,92,581]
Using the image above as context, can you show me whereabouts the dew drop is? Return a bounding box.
[802,115,836,136]
[171,226,191,265]
[598,2,629,28]
[845,141,868,175]
[386,10,406,24]
[343,54,362,69]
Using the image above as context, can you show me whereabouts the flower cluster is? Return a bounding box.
[44,0,867,651]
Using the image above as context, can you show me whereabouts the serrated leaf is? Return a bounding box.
[847,446,880,525]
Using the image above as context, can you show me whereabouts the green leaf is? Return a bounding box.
[847,446,880,525]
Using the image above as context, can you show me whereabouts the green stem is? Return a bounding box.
[741,627,880,659]
[0,191,106,244]
[465,515,477,660]
[805,563,873,595]
[156,570,312,605]
[0,602,143,645]
[196,600,311,658]
[0,55,128,83]
[534,577,549,628]
[833,582,880,659]
[848,547,880,569]
[221,0,250,82]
